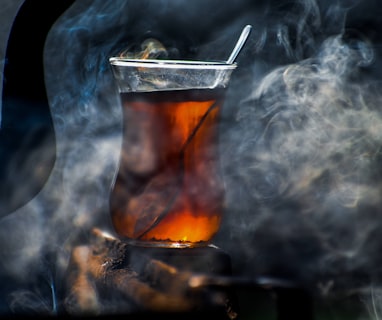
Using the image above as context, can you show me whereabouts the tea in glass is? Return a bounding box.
[109,58,236,248]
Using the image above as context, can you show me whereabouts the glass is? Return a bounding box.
[109,58,237,248]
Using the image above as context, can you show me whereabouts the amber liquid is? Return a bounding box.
[109,88,226,247]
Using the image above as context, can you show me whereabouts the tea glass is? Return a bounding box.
[109,58,236,248]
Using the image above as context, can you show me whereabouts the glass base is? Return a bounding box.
[122,238,214,249]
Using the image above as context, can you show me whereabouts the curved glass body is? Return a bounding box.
[109,58,236,248]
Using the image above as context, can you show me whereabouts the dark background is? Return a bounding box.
[2,0,382,318]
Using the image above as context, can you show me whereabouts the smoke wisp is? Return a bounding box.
[2,0,382,317]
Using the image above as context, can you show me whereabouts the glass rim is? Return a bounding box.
[109,57,237,69]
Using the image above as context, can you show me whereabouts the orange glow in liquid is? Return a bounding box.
[109,89,226,246]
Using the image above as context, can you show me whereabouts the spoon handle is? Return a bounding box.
[226,24,252,64]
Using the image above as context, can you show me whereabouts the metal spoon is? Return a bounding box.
[226,24,252,64]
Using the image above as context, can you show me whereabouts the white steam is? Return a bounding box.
[1,0,382,317]
[220,31,382,299]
